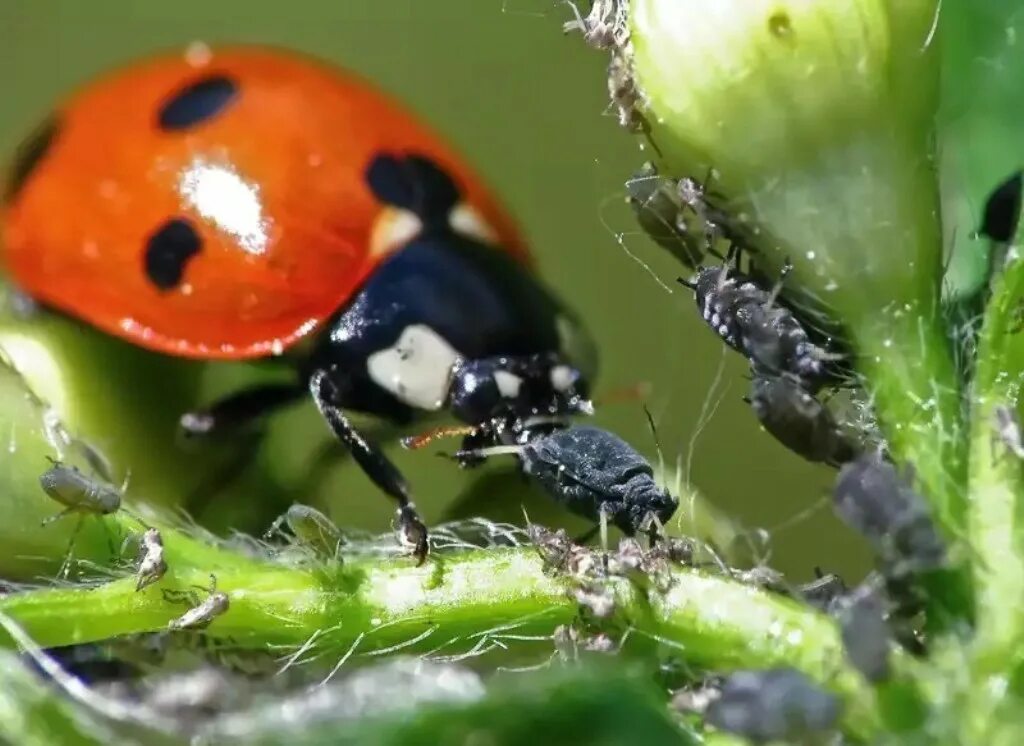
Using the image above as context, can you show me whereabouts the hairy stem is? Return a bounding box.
[0,513,882,739]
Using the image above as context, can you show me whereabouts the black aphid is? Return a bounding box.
[679,260,840,391]
[705,668,840,743]
[836,584,891,682]
[747,372,859,467]
[455,425,677,538]
[797,568,847,613]
[832,451,945,576]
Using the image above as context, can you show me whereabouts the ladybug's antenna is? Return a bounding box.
[593,381,652,408]
[401,424,478,451]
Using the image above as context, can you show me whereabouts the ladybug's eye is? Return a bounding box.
[144,217,202,291]
[158,75,238,131]
[4,114,61,203]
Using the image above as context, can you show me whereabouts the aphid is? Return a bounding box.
[454,425,677,542]
[38,457,123,578]
[265,503,344,558]
[993,404,1024,459]
[39,458,121,523]
[705,668,841,743]
[746,372,858,467]
[797,568,847,613]
[562,0,628,50]
[832,451,946,576]
[607,51,646,133]
[836,584,891,683]
[625,162,704,270]
[164,575,229,631]
[679,260,840,391]
[135,528,167,592]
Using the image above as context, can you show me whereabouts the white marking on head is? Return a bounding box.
[449,203,499,245]
[178,157,270,255]
[366,325,461,410]
[370,207,423,257]
[494,370,523,399]
[550,365,575,392]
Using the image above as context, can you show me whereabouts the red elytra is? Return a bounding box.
[2,45,528,359]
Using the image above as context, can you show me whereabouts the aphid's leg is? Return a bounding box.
[764,257,794,308]
[180,384,306,438]
[56,515,85,580]
[40,505,76,527]
[162,588,200,607]
[639,512,666,547]
[309,371,428,565]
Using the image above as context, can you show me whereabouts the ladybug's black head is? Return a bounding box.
[447,354,592,444]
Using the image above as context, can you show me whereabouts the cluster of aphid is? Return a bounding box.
[627,161,860,470]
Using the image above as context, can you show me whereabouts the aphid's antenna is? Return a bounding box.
[401,424,478,450]
[677,275,697,291]
[642,403,666,492]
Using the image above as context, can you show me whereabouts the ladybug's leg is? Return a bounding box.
[309,371,429,564]
[180,384,305,437]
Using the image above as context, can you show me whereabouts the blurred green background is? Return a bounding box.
[0,0,870,581]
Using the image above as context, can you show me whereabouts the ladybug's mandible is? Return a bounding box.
[2,46,596,561]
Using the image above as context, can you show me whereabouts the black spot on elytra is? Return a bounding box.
[158,75,238,131]
[4,115,61,203]
[365,153,459,227]
[979,171,1024,243]
[144,218,201,291]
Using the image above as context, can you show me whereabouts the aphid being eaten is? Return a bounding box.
[679,258,842,392]
[993,404,1024,459]
[451,425,678,545]
[746,372,858,467]
[164,575,229,631]
[835,583,891,683]
[705,668,841,743]
[562,0,629,50]
[135,527,167,592]
[832,451,946,577]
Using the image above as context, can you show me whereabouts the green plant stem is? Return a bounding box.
[0,513,882,740]
[967,261,1024,665]
[854,309,966,533]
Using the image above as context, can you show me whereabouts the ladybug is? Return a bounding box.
[2,46,596,562]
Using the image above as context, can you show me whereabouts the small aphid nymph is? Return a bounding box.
[705,668,841,743]
[266,503,344,559]
[165,575,229,631]
[836,584,891,683]
[562,0,628,50]
[136,527,168,592]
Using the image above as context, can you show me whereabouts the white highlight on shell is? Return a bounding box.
[366,325,461,410]
[178,157,271,255]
